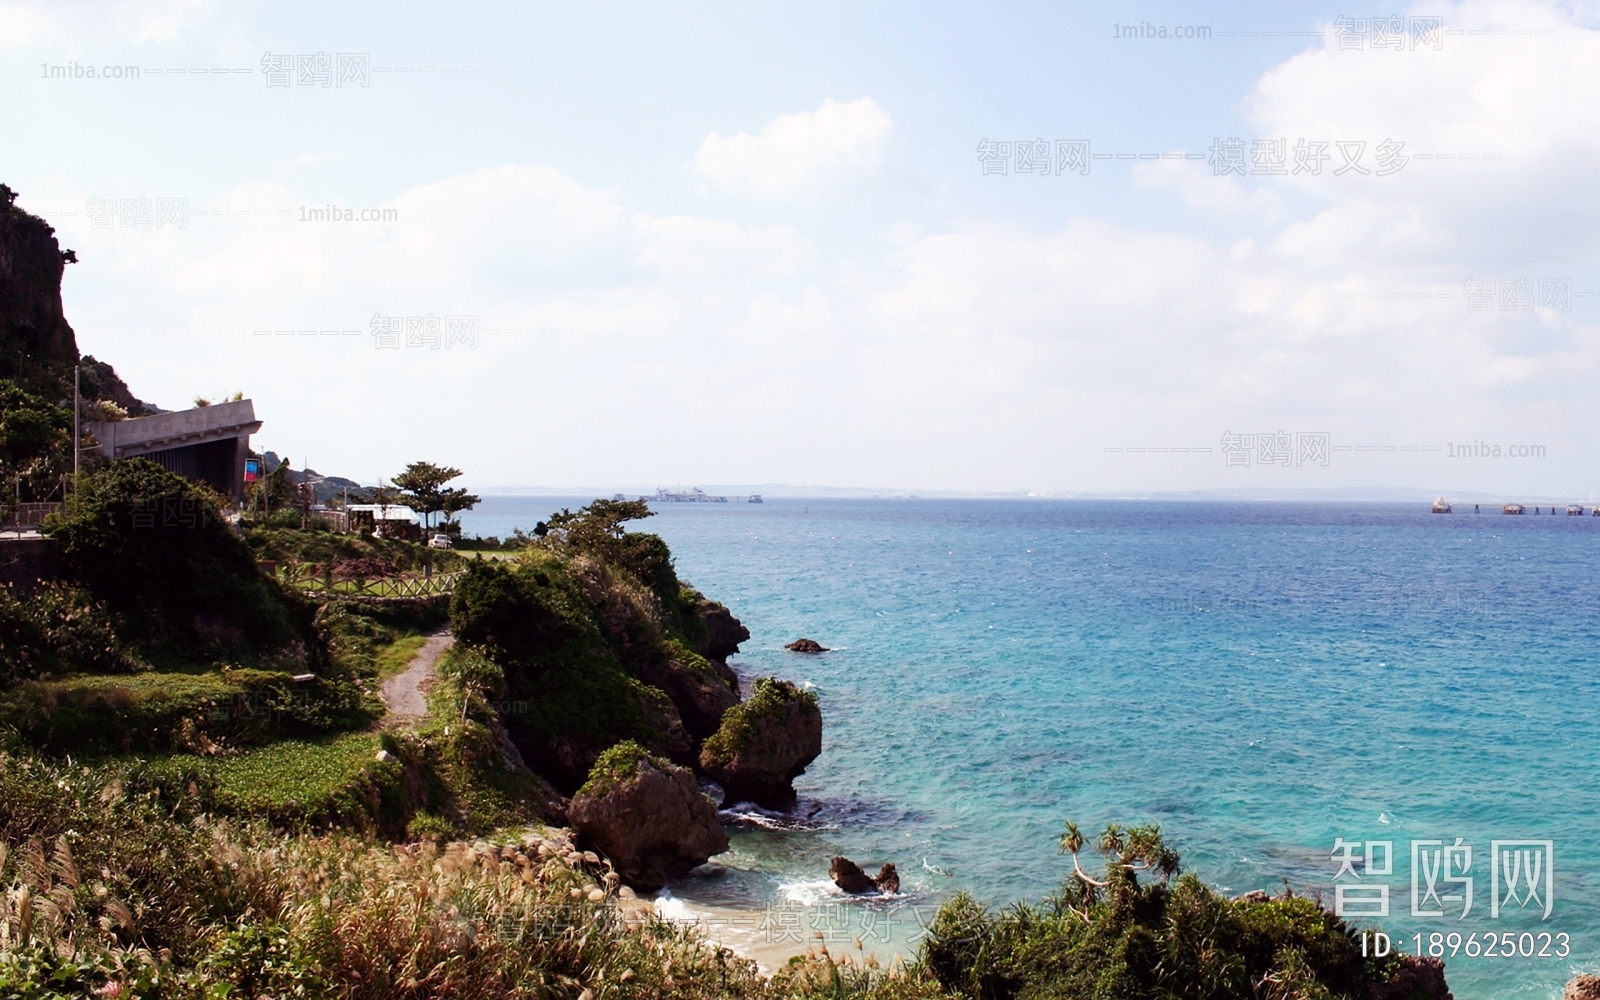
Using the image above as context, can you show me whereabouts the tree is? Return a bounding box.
[393,461,479,530]
[0,379,72,508]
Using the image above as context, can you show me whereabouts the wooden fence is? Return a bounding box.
[288,571,461,600]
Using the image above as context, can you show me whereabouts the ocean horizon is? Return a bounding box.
[455,496,1600,998]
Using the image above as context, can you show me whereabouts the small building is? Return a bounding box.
[346,504,422,541]
[86,399,262,501]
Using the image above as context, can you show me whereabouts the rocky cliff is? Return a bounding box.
[0,184,150,410]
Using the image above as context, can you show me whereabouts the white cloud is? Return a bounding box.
[1130,156,1285,221]
[693,97,891,202]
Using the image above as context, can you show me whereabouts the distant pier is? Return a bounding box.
[615,488,763,504]
[1431,498,1597,516]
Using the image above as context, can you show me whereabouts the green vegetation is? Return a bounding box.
[0,747,1416,1000]
[446,513,716,790]
[0,582,140,686]
[576,738,661,799]
[0,379,72,511]
[918,821,1411,1000]
[392,460,481,530]
[136,731,404,832]
[702,677,818,765]
[45,460,311,660]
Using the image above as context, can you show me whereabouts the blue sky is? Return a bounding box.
[2,0,1597,495]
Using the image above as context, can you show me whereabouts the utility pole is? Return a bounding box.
[72,364,80,507]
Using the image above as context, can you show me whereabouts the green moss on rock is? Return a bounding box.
[577,739,661,799]
[701,677,818,765]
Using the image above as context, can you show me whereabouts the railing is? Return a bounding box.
[285,571,461,599]
[7,502,63,526]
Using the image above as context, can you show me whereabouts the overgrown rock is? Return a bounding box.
[537,683,693,792]
[785,638,828,653]
[1369,954,1452,1000]
[699,677,821,809]
[637,641,738,744]
[569,741,728,890]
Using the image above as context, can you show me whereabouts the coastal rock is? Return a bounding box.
[785,638,828,653]
[692,594,748,693]
[1566,975,1600,1000]
[1234,890,1271,904]
[569,741,729,891]
[830,857,876,893]
[699,677,822,809]
[695,596,751,662]
[873,862,900,894]
[637,647,739,744]
[1368,954,1452,1000]
[829,858,899,894]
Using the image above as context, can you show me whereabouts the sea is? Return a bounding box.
[456,496,1600,999]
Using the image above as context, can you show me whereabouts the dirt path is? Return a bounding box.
[380,629,454,718]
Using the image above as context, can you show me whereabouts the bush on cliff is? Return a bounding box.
[921,821,1416,1000]
[45,459,311,659]
[449,554,697,791]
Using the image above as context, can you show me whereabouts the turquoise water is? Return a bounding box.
[460,497,1600,997]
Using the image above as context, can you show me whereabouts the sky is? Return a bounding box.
[2,0,1598,496]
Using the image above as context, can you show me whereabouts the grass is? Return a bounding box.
[0,667,372,754]
[138,731,405,831]
[373,633,429,682]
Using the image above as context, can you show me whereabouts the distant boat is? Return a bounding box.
[748,494,764,503]
[1568,505,1585,516]
[1502,503,1525,515]
[1431,498,1451,514]
[651,487,728,503]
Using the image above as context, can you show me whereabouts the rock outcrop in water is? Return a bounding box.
[785,638,828,653]
[699,676,822,808]
[568,741,728,890]
[829,857,898,894]
[1566,975,1600,1000]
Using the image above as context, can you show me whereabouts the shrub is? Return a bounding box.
[919,821,1403,1000]
[45,459,312,658]
[0,583,140,687]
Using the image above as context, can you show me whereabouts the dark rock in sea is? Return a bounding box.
[1234,890,1271,904]
[1368,954,1452,1000]
[637,648,739,744]
[569,741,728,891]
[699,677,822,809]
[785,638,828,653]
[830,857,877,894]
[829,857,899,894]
[1566,975,1600,1000]
[873,862,899,894]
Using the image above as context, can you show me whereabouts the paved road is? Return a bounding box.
[380,628,454,717]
